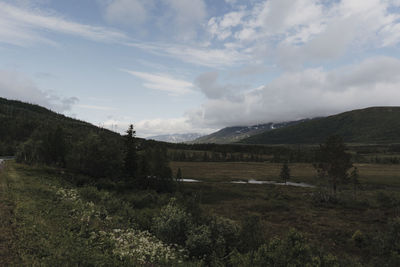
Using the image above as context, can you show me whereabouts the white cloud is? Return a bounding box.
[122,69,194,95]
[0,69,78,112]
[206,0,400,68]
[103,116,215,137]
[187,56,400,128]
[126,41,249,67]
[76,104,116,111]
[0,2,127,46]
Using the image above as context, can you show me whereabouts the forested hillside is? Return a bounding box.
[0,97,118,155]
[0,97,174,192]
[242,107,400,144]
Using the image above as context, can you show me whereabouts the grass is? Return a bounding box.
[172,160,400,264]
[0,162,188,266]
[171,161,400,187]
[0,162,121,265]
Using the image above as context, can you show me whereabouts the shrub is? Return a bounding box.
[239,215,264,252]
[152,198,192,245]
[352,230,366,249]
[185,225,213,260]
[253,229,339,267]
[79,186,103,204]
[208,215,241,258]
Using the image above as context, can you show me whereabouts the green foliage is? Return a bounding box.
[228,229,339,267]
[66,132,124,179]
[208,215,241,258]
[352,230,366,249]
[314,135,353,195]
[239,215,264,252]
[386,217,400,257]
[16,125,67,167]
[152,198,192,246]
[185,225,213,260]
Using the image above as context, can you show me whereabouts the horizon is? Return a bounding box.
[1,0,400,137]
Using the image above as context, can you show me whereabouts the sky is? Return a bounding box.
[1,0,400,137]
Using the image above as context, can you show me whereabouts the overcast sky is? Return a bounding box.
[1,0,400,137]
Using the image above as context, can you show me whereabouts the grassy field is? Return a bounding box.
[171,161,400,187]
[171,161,400,264]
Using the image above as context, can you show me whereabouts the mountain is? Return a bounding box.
[241,107,400,145]
[192,120,307,144]
[0,97,121,155]
[147,133,203,143]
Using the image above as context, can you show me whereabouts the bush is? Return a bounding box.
[79,186,103,204]
[253,229,339,267]
[208,215,241,258]
[239,215,264,253]
[352,230,366,249]
[185,225,213,260]
[152,198,192,245]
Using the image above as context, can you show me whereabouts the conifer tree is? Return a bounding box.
[280,161,291,184]
[124,124,137,179]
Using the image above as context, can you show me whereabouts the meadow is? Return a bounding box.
[171,161,400,265]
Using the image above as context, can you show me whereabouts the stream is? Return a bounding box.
[179,178,315,188]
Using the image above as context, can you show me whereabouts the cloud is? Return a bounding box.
[195,71,232,99]
[126,41,249,67]
[103,116,215,137]
[0,2,127,46]
[186,56,400,128]
[0,69,78,112]
[100,0,206,40]
[122,69,194,95]
[76,104,116,111]
[206,0,400,68]
[162,0,207,40]
[103,0,150,26]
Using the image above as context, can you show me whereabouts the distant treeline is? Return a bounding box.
[166,143,317,163]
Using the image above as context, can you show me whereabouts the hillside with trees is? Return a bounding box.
[241,107,400,145]
[0,97,175,192]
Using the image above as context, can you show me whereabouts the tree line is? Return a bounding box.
[16,124,176,192]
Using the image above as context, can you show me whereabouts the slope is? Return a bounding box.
[193,120,307,144]
[0,97,120,155]
[241,107,400,144]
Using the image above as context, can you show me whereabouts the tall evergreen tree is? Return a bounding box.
[314,135,353,196]
[176,168,182,181]
[280,161,291,184]
[124,124,137,179]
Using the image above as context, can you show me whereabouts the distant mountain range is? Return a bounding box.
[147,133,204,143]
[192,120,308,144]
[241,107,400,144]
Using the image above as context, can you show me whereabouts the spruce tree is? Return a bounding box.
[280,161,291,184]
[124,124,137,179]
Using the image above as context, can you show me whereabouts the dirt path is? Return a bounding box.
[0,162,18,266]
